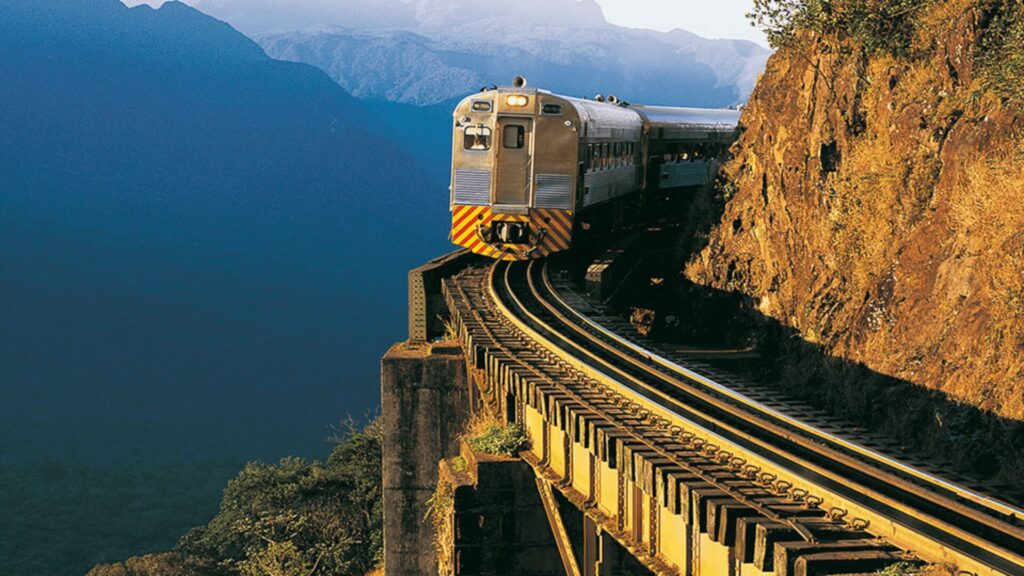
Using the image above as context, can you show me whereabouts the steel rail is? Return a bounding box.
[544,266,1024,525]
[494,259,1023,575]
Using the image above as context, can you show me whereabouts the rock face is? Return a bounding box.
[687,0,1024,421]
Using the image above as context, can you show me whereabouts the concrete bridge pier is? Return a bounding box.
[382,342,471,576]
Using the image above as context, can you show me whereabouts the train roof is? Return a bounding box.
[455,80,742,139]
[557,94,741,138]
[632,106,742,133]
[562,95,644,139]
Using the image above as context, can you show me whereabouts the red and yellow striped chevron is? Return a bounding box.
[450,205,574,260]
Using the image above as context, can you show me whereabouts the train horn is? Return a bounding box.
[513,76,528,89]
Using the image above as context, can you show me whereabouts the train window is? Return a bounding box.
[463,125,492,150]
[503,125,525,149]
[541,103,563,115]
[472,100,492,112]
[602,143,609,168]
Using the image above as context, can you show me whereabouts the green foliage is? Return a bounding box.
[177,420,383,576]
[450,456,468,472]
[875,562,920,576]
[748,0,928,56]
[978,1,1024,105]
[423,481,453,525]
[240,538,321,576]
[748,0,826,48]
[466,424,528,456]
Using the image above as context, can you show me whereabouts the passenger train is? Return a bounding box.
[449,77,742,260]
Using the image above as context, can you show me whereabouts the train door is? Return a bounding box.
[494,117,533,207]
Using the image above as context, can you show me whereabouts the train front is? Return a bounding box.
[449,78,578,260]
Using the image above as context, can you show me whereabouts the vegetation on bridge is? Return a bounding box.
[467,422,529,457]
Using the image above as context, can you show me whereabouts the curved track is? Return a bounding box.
[488,259,1024,575]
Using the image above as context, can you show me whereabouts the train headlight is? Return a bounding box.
[505,94,529,107]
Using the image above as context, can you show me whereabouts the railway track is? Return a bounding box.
[444,259,1024,575]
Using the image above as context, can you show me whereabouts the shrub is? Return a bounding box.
[177,419,383,576]
[876,562,920,576]
[748,0,929,56]
[450,456,468,473]
[978,2,1024,105]
[467,424,528,456]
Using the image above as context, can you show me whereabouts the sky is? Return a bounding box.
[124,0,768,46]
[596,0,767,46]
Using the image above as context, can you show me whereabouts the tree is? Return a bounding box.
[177,419,383,576]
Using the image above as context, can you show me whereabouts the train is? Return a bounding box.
[449,76,742,260]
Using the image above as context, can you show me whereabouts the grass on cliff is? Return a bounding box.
[949,144,1024,417]
[978,1,1024,105]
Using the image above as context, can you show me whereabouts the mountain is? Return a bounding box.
[0,1,448,574]
[133,0,770,107]
[251,15,768,188]
[120,0,769,194]
[258,26,768,107]
[185,0,609,35]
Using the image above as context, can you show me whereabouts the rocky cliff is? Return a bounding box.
[686,0,1023,472]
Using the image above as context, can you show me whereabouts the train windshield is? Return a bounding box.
[463,125,492,150]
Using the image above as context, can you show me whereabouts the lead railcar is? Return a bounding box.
[449,77,742,260]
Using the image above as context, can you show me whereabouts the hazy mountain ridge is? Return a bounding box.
[185,0,609,35]
[259,26,769,106]
[140,0,770,106]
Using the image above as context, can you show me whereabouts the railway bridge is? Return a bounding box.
[381,251,1024,576]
